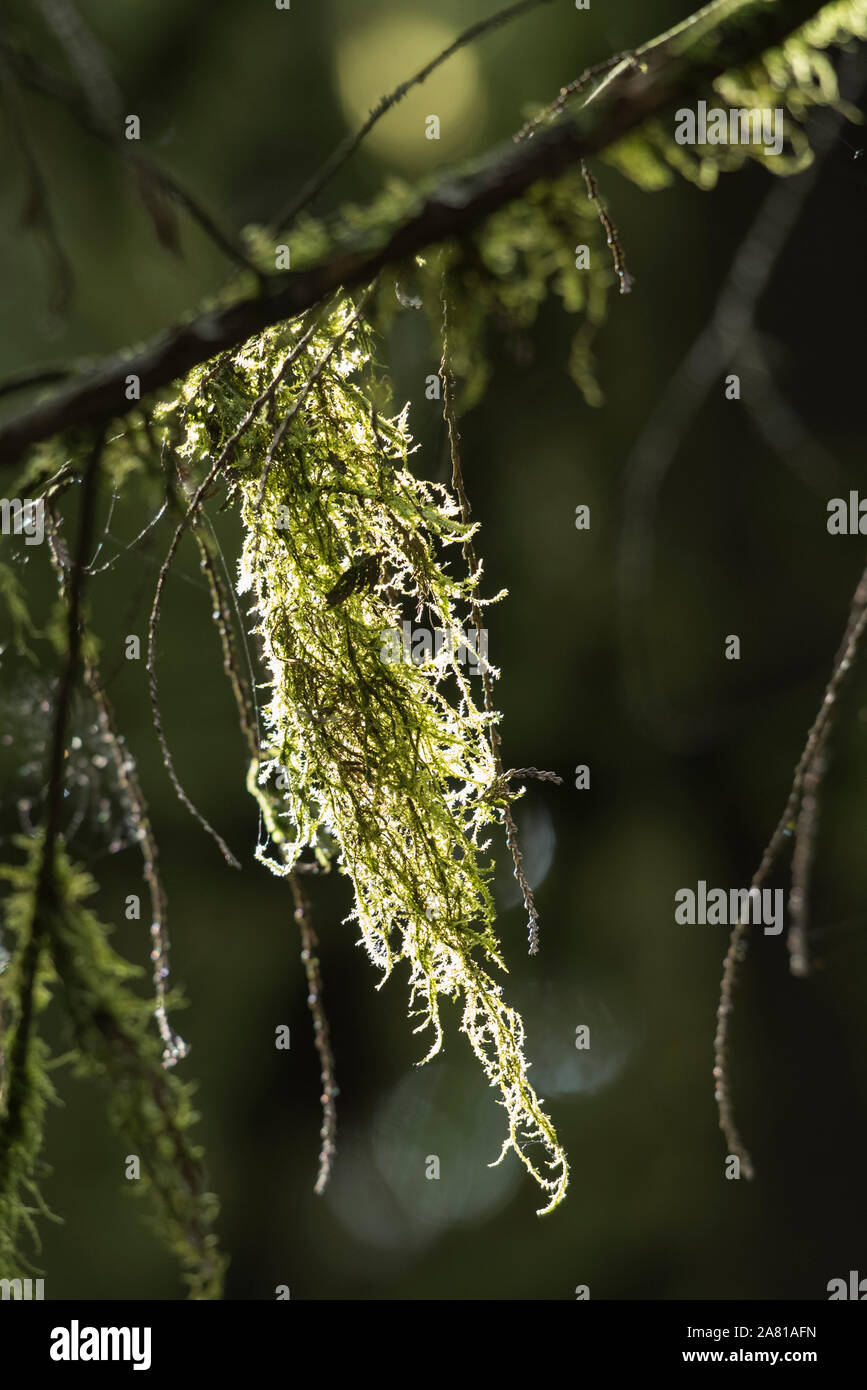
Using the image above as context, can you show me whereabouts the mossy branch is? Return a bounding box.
[0,0,838,466]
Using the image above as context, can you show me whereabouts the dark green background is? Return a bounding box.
[1,0,865,1300]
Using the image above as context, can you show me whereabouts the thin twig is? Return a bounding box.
[440,277,551,955]
[290,873,338,1197]
[254,293,371,515]
[579,158,634,294]
[43,485,187,1067]
[145,318,321,865]
[196,520,339,1193]
[273,0,556,233]
[714,560,867,1177]
[787,737,826,978]
[514,50,636,142]
[0,428,103,1188]
[788,562,867,974]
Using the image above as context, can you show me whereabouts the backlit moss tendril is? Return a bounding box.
[164,297,569,1213]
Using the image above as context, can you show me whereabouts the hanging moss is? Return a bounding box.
[0,843,58,1281]
[163,298,569,1213]
[0,836,226,1295]
[602,0,866,186]
[412,172,617,409]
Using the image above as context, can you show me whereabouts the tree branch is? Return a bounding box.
[0,0,832,466]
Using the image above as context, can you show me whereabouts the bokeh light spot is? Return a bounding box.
[334,14,488,170]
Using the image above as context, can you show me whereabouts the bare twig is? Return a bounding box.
[290,874,338,1197]
[145,316,322,864]
[40,432,104,845]
[43,482,188,1067]
[196,522,339,1193]
[440,278,552,955]
[714,560,867,1177]
[514,51,636,142]
[0,428,103,1186]
[787,736,826,978]
[579,158,634,294]
[273,0,556,233]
